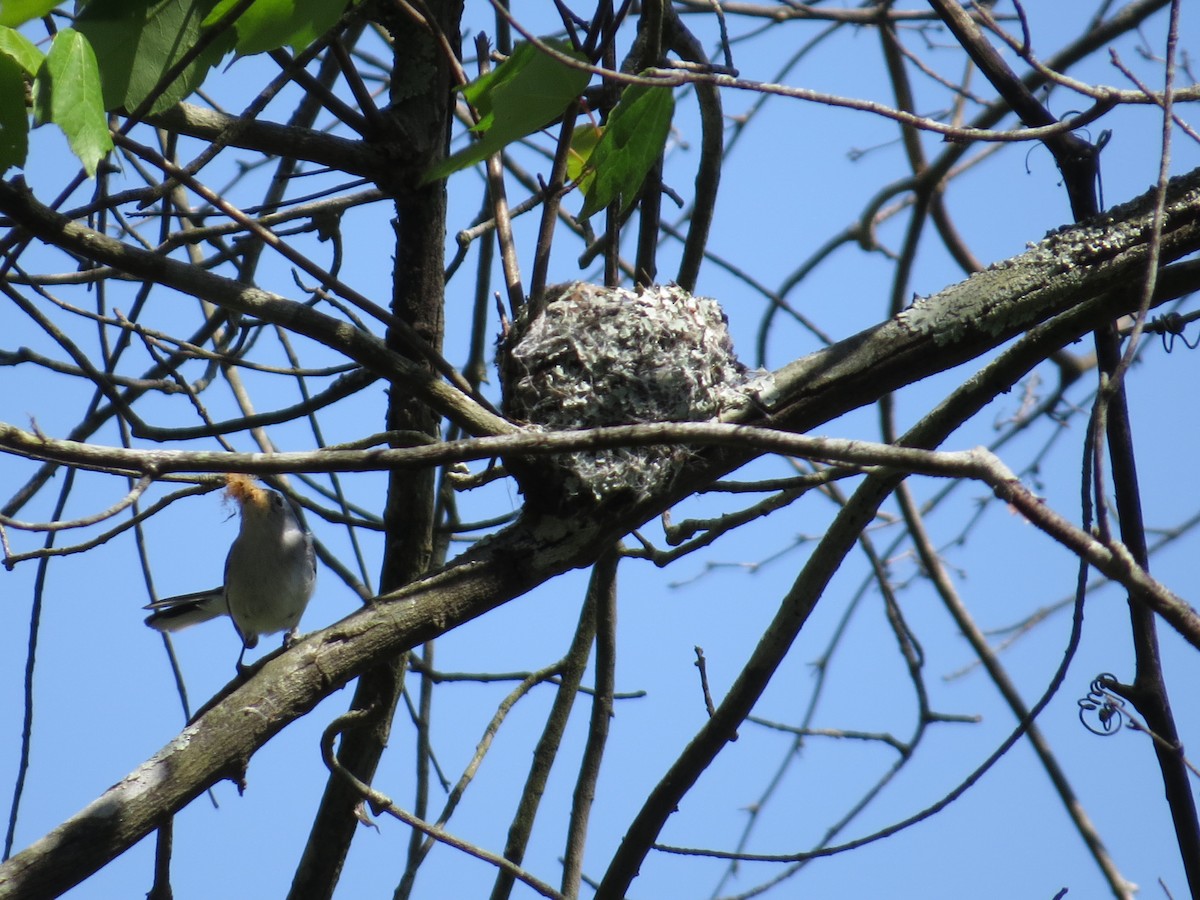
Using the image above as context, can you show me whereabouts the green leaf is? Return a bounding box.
[0,0,57,28]
[424,39,589,184]
[77,0,234,116]
[32,29,112,176]
[0,50,27,171]
[0,25,43,75]
[459,41,555,133]
[579,83,674,219]
[204,0,349,55]
[566,121,602,195]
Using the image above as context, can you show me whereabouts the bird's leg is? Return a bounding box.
[236,643,251,679]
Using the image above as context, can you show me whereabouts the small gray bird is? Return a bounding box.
[145,475,316,673]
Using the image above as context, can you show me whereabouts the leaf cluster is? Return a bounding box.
[0,0,352,175]
[426,39,675,220]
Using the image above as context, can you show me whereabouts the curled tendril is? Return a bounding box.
[1077,673,1125,736]
[1154,312,1200,353]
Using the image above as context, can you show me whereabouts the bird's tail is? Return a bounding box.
[144,589,227,633]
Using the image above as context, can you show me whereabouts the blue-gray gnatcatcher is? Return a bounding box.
[144,475,316,672]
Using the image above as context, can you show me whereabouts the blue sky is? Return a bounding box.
[3,2,1200,898]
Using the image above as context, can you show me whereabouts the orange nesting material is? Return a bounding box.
[224,472,269,511]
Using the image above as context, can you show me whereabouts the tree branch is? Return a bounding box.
[147,103,384,178]
[0,179,510,439]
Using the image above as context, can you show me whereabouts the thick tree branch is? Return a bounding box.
[290,5,460,895]
[147,103,385,178]
[767,168,1200,425]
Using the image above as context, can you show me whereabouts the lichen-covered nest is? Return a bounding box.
[499,282,768,510]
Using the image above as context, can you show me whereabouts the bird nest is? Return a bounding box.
[499,282,767,511]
